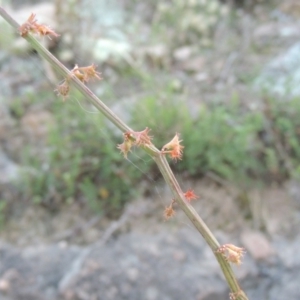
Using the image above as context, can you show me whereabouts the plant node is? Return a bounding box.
[19,13,59,38]
[216,244,246,266]
[117,128,153,158]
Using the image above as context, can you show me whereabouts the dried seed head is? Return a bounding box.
[19,13,59,38]
[77,64,102,82]
[55,81,70,102]
[70,65,85,82]
[34,24,60,38]
[117,141,133,158]
[19,13,37,37]
[161,133,184,161]
[184,189,199,202]
[216,244,246,266]
[117,128,154,159]
[164,203,176,220]
[117,132,134,158]
[69,64,102,83]
[131,127,153,146]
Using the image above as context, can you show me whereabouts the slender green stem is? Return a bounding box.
[0,6,248,300]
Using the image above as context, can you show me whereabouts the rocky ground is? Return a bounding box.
[1,0,300,299]
[0,199,300,300]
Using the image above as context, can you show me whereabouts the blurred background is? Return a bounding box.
[0,0,300,299]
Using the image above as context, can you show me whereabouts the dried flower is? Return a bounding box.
[34,24,60,38]
[55,64,102,102]
[70,64,102,83]
[164,202,176,220]
[19,13,37,37]
[131,127,153,146]
[161,133,184,161]
[216,244,246,266]
[19,13,59,38]
[117,132,134,158]
[55,80,70,102]
[77,64,102,82]
[70,65,85,82]
[117,129,153,158]
[184,189,199,202]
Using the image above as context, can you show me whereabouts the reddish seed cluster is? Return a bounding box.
[19,13,59,38]
[161,133,184,162]
[162,189,199,220]
[131,128,153,146]
[117,132,134,158]
[70,64,102,84]
[117,130,200,220]
[55,81,70,102]
[184,189,199,202]
[216,244,246,266]
[117,128,153,158]
[164,200,176,220]
[55,64,102,101]
[19,14,102,101]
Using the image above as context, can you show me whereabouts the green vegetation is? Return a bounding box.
[10,80,300,216]
[0,200,7,229]
[2,0,300,219]
[149,0,226,47]
[19,90,143,215]
[131,86,300,185]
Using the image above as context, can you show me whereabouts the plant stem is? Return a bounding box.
[0,6,248,299]
[154,154,248,299]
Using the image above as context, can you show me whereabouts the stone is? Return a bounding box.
[254,42,300,97]
[241,231,275,261]
[0,150,20,184]
[182,56,206,72]
[173,46,193,61]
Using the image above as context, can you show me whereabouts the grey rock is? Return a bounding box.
[241,230,275,261]
[0,242,82,300]
[269,271,300,300]
[255,42,300,97]
[0,226,300,300]
[60,228,228,300]
[0,150,20,184]
[274,235,300,269]
[287,180,300,209]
